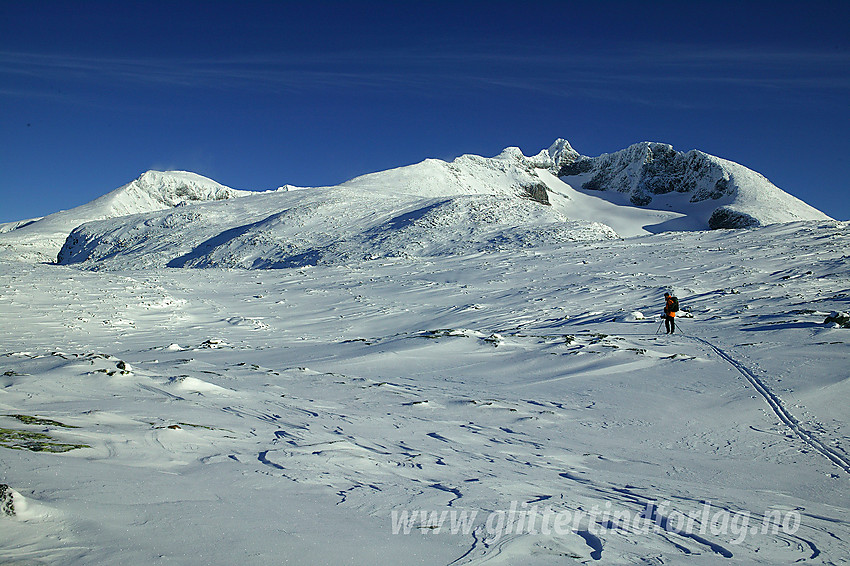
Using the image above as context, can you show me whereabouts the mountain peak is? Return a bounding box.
[547,139,581,169]
[113,170,250,210]
[0,170,251,263]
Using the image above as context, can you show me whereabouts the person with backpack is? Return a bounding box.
[663,292,678,334]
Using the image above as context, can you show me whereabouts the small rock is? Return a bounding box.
[824,312,850,328]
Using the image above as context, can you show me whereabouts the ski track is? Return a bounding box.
[685,333,850,475]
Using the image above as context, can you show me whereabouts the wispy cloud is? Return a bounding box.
[2,43,848,106]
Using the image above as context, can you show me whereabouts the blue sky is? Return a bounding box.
[2,0,849,223]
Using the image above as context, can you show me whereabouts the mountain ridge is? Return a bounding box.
[0,139,834,267]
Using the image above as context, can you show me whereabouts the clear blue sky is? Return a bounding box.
[2,0,849,223]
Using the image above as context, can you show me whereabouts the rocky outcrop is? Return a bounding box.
[552,141,734,207]
[708,207,760,229]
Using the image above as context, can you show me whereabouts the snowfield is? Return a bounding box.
[0,141,848,564]
[2,221,849,564]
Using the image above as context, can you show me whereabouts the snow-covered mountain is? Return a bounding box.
[55,179,619,270]
[549,139,831,229]
[0,139,832,268]
[0,171,249,263]
[338,139,832,232]
[52,140,831,270]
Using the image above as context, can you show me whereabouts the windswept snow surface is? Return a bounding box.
[2,220,849,565]
[0,171,250,263]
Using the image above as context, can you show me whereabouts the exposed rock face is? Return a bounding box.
[519,181,551,205]
[553,141,733,207]
[824,312,850,328]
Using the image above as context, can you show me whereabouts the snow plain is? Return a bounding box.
[1,219,849,564]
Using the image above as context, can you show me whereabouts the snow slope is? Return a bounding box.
[55,167,619,270]
[57,186,618,270]
[1,219,849,565]
[341,145,685,238]
[0,171,250,263]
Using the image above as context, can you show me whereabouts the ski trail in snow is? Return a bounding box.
[685,334,850,475]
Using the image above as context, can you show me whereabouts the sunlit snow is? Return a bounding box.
[0,141,846,564]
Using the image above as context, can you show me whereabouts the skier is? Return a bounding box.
[663,292,677,334]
